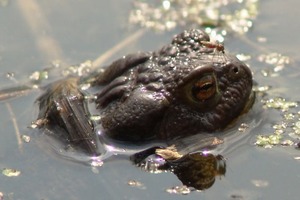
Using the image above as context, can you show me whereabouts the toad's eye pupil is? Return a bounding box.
[192,77,216,100]
[199,82,213,90]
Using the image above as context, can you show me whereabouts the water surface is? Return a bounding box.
[0,0,300,199]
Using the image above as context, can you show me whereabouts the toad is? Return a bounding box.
[36,29,255,155]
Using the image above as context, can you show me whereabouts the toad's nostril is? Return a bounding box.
[232,66,239,74]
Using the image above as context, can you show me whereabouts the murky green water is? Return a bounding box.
[0,0,300,199]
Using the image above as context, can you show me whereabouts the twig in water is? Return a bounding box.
[92,29,145,68]
[5,102,23,152]
[16,0,65,61]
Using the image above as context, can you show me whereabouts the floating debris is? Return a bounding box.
[251,179,269,188]
[258,53,290,76]
[284,113,295,120]
[257,37,267,43]
[253,85,271,93]
[238,123,250,132]
[262,98,298,112]
[2,168,21,177]
[256,122,289,148]
[166,185,191,195]
[21,134,31,143]
[293,121,300,135]
[62,60,93,77]
[29,70,49,82]
[127,180,146,189]
[255,99,300,148]
[6,72,14,79]
[280,140,294,147]
[50,60,62,68]
[258,53,290,69]
[260,69,278,77]
[129,0,259,34]
[272,122,288,130]
[255,134,282,148]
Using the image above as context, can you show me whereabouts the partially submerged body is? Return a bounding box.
[35,29,255,155]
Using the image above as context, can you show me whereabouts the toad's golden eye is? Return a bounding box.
[179,68,220,110]
[192,75,216,101]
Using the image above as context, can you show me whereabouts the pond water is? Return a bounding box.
[0,0,300,199]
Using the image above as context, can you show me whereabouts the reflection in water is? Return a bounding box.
[131,146,226,191]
